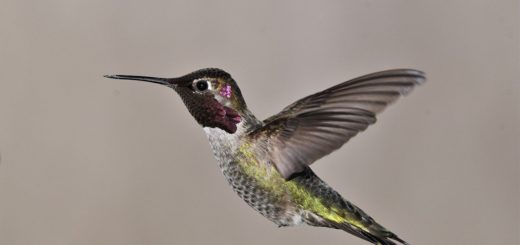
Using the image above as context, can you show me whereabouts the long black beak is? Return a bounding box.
[104,75,176,88]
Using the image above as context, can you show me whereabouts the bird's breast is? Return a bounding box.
[203,128,302,225]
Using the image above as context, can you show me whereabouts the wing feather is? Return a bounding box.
[250,69,426,179]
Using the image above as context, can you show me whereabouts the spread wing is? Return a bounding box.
[250,69,426,179]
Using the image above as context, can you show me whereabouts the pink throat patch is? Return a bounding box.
[220,84,232,98]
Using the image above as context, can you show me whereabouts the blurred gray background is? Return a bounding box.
[0,1,518,245]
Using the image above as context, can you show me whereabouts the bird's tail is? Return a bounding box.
[294,168,408,244]
[317,220,408,245]
[305,203,409,245]
[336,223,408,245]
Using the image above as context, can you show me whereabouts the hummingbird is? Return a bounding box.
[104,68,425,245]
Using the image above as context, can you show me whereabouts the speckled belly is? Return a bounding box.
[219,161,303,227]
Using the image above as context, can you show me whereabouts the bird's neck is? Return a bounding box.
[203,108,262,165]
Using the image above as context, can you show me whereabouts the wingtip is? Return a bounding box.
[403,69,427,85]
[414,74,426,85]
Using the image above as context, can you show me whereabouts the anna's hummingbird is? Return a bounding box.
[105,68,425,245]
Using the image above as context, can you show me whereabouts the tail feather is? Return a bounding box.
[304,216,408,245]
[292,168,408,244]
[332,222,408,245]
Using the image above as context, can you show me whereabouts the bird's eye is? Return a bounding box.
[195,80,209,92]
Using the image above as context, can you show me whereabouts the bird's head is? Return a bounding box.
[105,68,247,134]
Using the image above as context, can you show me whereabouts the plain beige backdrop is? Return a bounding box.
[0,1,519,245]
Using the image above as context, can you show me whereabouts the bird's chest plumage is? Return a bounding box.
[203,126,303,226]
